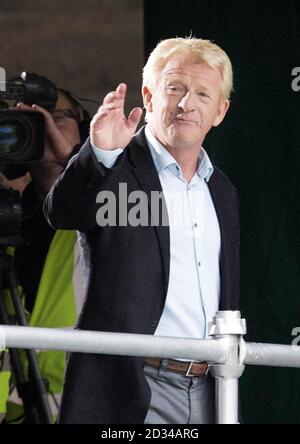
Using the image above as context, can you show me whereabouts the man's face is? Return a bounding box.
[142,57,230,153]
[52,92,81,147]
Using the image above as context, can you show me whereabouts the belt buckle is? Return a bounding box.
[185,360,195,377]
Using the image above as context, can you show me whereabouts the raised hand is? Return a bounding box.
[90,83,143,150]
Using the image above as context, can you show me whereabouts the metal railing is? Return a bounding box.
[1,310,300,424]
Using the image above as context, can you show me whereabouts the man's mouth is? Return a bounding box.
[174,116,197,125]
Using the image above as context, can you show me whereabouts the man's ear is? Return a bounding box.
[142,86,153,113]
[212,99,230,127]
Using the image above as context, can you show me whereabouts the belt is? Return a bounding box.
[144,357,209,377]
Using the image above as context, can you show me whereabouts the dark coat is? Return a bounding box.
[44,127,240,424]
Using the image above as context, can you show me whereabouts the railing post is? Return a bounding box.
[0,326,6,351]
[209,311,247,424]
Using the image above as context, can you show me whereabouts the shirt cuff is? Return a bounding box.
[91,142,123,168]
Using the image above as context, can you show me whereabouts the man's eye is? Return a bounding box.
[167,85,184,94]
[198,92,210,99]
[53,114,65,121]
[52,110,78,121]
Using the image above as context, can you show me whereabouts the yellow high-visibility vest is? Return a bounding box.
[4,230,78,422]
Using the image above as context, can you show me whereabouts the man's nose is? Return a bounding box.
[177,92,196,112]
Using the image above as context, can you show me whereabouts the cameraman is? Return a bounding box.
[2,87,89,422]
[14,89,86,313]
[17,90,82,200]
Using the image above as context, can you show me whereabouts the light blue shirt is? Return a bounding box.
[92,126,221,339]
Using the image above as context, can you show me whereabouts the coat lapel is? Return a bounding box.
[128,128,170,295]
[207,169,231,309]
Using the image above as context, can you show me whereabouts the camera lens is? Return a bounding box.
[0,121,27,154]
[0,114,32,161]
[0,111,44,162]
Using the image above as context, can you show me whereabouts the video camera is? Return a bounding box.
[0,72,57,163]
[0,72,57,242]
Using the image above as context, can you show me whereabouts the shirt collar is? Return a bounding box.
[145,124,214,182]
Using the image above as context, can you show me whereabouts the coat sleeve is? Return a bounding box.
[43,139,119,232]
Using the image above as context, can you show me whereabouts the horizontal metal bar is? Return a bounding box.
[0,325,228,363]
[245,342,300,368]
[3,326,300,369]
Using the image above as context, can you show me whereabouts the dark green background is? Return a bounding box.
[144,0,300,424]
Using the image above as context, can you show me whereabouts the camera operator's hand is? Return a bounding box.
[91,83,143,150]
[16,102,79,167]
[16,100,81,199]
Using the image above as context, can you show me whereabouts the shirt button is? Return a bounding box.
[198,262,201,267]
[194,223,198,228]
